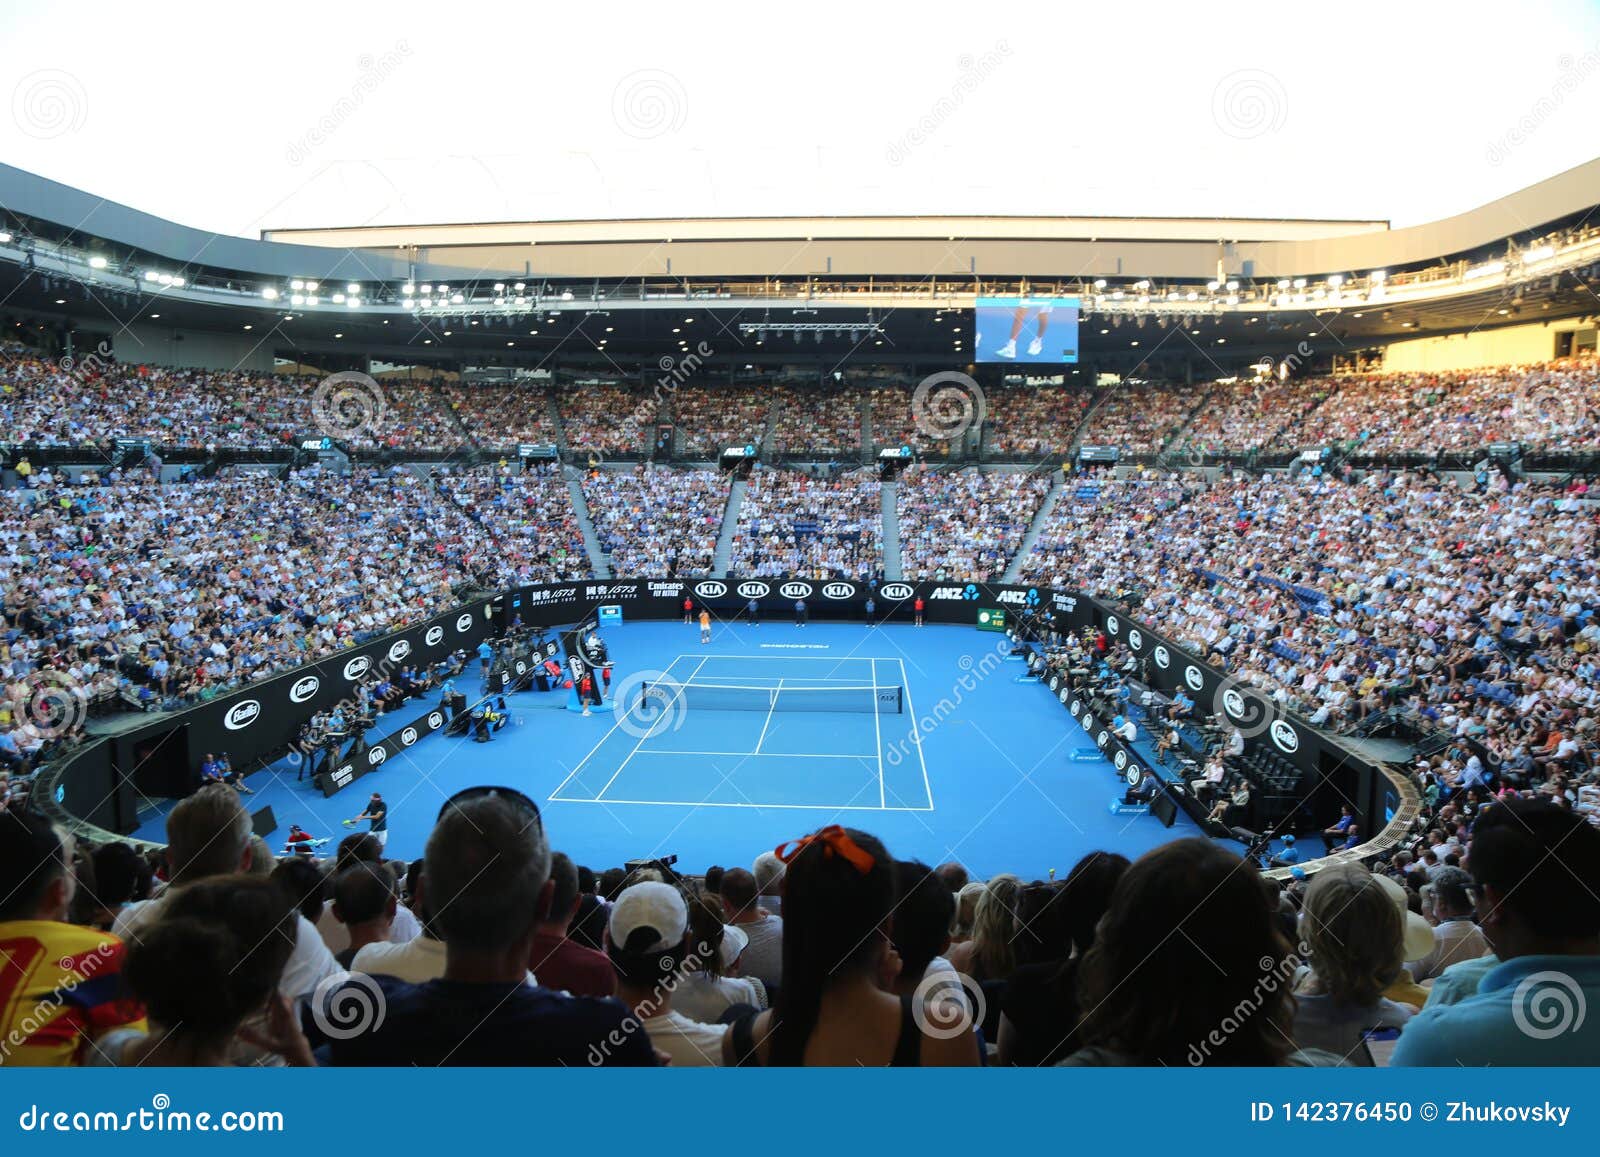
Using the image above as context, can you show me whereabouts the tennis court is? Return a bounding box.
[549,655,934,811]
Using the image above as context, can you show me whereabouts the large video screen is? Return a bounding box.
[974,296,1080,363]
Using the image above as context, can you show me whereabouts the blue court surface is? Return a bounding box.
[136,619,1202,879]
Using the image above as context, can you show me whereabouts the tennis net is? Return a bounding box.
[636,680,903,715]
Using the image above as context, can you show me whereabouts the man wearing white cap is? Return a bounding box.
[607,882,729,1066]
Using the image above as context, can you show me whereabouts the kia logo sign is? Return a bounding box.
[736,581,770,599]
[1128,629,1143,651]
[368,747,387,767]
[388,640,412,663]
[425,626,445,646]
[1153,645,1171,669]
[695,581,728,598]
[427,712,444,730]
[1106,615,1120,635]
[289,676,319,704]
[399,727,419,746]
[224,700,261,730]
[779,581,813,599]
[455,614,473,632]
[822,583,854,600]
[1114,750,1128,770]
[1271,719,1300,754]
[343,656,371,681]
[1222,688,1247,720]
[1184,665,1204,692]
[880,583,914,601]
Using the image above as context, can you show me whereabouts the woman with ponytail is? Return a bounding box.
[92,875,311,1066]
[723,826,978,1066]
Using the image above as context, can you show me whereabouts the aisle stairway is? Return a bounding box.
[713,477,748,576]
[564,467,609,576]
[880,481,903,579]
[1000,476,1063,583]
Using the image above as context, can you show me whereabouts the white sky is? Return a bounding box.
[3,0,1599,239]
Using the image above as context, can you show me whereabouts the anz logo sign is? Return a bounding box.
[343,656,372,682]
[821,583,854,600]
[1271,720,1301,754]
[425,626,445,646]
[695,580,728,598]
[224,700,261,730]
[1127,629,1144,651]
[994,587,1041,607]
[1113,750,1128,771]
[427,711,445,730]
[780,581,813,599]
[289,676,320,704]
[880,583,914,601]
[399,727,420,747]
[736,581,770,599]
[1106,615,1120,635]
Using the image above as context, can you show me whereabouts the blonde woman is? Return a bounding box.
[946,873,1023,984]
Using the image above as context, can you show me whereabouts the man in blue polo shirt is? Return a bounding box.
[1393,799,1600,1065]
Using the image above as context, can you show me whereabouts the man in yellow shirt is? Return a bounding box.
[0,813,145,1065]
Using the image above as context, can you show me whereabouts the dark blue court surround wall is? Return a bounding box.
[44,577,1407,861]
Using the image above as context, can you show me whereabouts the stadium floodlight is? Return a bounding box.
[1206,280,1220,291]
[1464,260,1505,280]
[291,295,304,306]
[1292,278,1307,289]
[88,255,108,269]
[403,282,415,294]
[420,284,432,294]
[436,283,449,293]
[513,281,525,291]
[1276,279,1290,289]
[262,287,279,300]
[1226,280,1239,291]
[307,294,319,305]
[1521,245,1554,262]
[1093,278,1106,289]
[305,281,319,291]
[0,232,11,243]
[346,283,359,294]
[171,276,185,287]
[1185,291,1198,301]
[291,279,305,290]
[332,293,346,303]
[144,270,160,282]
[1369,269,1387,283]
[451,293,465,304]
[1328,273,1344,287]
[494,283,505,291]
[561,290,574,300]
[1133,280,1149,291]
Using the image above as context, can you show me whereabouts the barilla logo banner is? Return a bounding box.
[736,581,771,599]
[289,676,320,704]
[343,656,371,681]
[1153,645,1171,669]
[695,581,728,598]
[822,583,854,600]
[1222,688,1247,720]
[456,614,474,632]
[880,583,915,601]
[1271,719,1301,754]
[1184,665,1205,692]
[388,640,412,663]
[224,700,261,730]
[425,626,445,646]
[780,582,813,599]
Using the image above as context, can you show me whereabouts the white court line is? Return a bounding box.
[545,654,700,800]
[598,749,877,760]
[754,678,782,754]
[594,656,708,801]
[552,796,934,813]
[872,658,884,808]
[896,656,935,810]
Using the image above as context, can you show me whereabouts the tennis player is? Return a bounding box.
[349,792,389,850]
[699,608,712,644]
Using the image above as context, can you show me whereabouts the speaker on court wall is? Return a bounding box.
[251,805,278,839]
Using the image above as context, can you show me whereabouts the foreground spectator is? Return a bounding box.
[720,867,783,990]
[0,812,145,1066]
[530,851,615,997]
[608,881,728,1065]
[724,826,979,1066]
[328,790,654,1065]
[1393,799,1600,1065]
